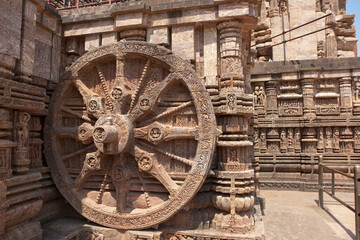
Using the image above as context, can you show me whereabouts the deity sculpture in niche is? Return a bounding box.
[294,128,301,153]
[13,112,31,174]
[354,77,360,102]
[280,128,287,153]
[354,127,360,152]
[333,127,340,153]
[325,127,332,152]
[259,86,265,105]
[317,128,324,153]
[253,86,265,106]
[17,112,30,148]
[260,129,267,152]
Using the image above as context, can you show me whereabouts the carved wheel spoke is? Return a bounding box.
[73,151,105,189]
[128,74,178,122]
[134,122,197,145]
[45,42,216,230]
[134,146,180,196]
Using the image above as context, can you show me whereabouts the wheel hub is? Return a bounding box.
[93,114,133,154]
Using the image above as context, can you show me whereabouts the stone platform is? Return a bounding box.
[40,190,355,240]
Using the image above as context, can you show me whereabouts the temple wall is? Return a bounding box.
[1,0,264,239]
[0,0,62,238]
[251,58,360,190]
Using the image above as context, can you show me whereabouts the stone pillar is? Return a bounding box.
[218,20,244,93]
[339,77,352,114]
[203,24,218,96]
[301,78,316,118]
[14,0,39,83]
[212,20,255,234]
[265,81,278,116]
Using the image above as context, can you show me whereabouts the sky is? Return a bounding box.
[347,0,360,56]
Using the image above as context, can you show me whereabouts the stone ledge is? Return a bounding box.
[251,57,360,75]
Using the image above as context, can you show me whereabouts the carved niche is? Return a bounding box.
[315,80,340,115]
[44,42,217,229]
[353,77,360,115]
[277,81,303,117]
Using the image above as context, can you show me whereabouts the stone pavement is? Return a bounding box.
[262,190,355,240]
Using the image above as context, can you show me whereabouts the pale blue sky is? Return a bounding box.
[347,0,360,56]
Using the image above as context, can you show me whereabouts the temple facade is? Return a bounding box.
[250,0,359,190]
[0,0,358,239]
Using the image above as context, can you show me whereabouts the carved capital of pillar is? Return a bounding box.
[119,29,147,41]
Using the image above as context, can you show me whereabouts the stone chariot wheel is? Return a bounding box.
[44,42,216,229]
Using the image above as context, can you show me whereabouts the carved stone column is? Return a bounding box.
[265,81,278,116]
[213,20,255,234]
[339,77,353,114]
[301,78,316,118]
[218,20,244,93]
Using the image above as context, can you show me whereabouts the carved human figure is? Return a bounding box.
[325,127,332,151]
[253,86,265,106]
[294,128,301,152]
[354,77,360,102]
[258,86,265,106]
[354,127,360,150]
[317,128,324,152]
[260,129,267,150]
[280,128,287,152]
[333,127,340,152]
[253,86,259,105]
[17,112,31,148]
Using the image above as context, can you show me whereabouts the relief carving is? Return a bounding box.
[317,128,324,153]
[44,42,217,230]
[354,127,360,152]
[325,127,333,152]
[294,128,301,153]
[13,112,31,174]
[333,127,340,152]
[280,128,287,153]
[253,86,265,106]
[354,77,360,102]
[260,129,267,152]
